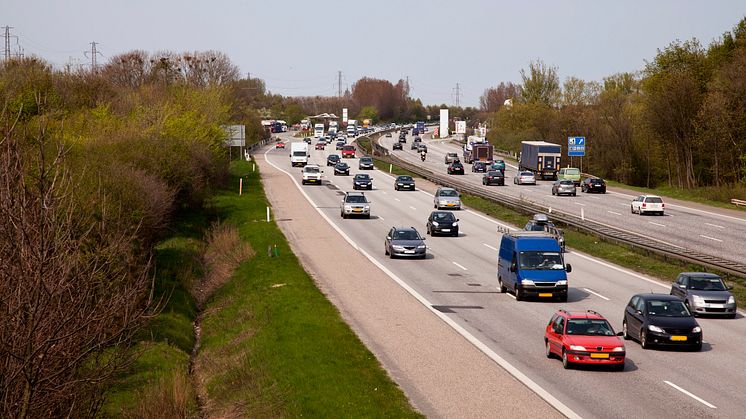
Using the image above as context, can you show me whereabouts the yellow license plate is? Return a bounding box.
[670,335,687,341]
[353,209,362,212]
[590,353,610,359]
[538,293,553,297]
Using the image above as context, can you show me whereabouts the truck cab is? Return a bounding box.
[498,231,571,301]
[314,123,325,138]
[290,142,309,167]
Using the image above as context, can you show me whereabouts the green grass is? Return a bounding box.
[461,192,746,306]
[193,160,421,417]
[604,180,746,211]
[372,157,421,178]
[102,219,205,416]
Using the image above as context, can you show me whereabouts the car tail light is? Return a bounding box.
[642,203,646,208]
[662,203,665,208]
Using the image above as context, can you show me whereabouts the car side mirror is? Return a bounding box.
[635,310,642,315]
[616,331,624,336]
[565,263,572,273]
[510,264,517,273]
[456,219,460,222]
[678,283,686,289]
[727,285,734,290]
[386,236,391,240]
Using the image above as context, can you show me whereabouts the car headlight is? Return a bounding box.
[522,279,535,286]
[728,296,735,304]
[692,295,705,304]
[569,345,586,351]
[416,245,426,249]
[452,222,458,227]
[612,346,624,352]
[647,325,664,333]
[355,182,361,185]
[431,221,439,226]
[556,280,567,286]
[692,326,701,333]
[344,205,352,210]
[397,183,404,186]
[364,206,369,210]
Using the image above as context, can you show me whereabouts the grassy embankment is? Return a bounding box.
[104,159,421,417]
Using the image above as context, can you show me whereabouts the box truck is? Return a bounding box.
[290,142,309,167]
[519,141,562,180]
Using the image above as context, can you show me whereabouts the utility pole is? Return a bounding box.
[405,76,410,97]
[453,83,461,107]
[337,70,342,97]
[3,26,13,61]
[84,41,102,71]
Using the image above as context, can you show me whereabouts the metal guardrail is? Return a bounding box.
[368,132,746,278]
[732,198,746,207]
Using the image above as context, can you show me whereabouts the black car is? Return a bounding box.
[581,177,607,193]
[352,173,373,190]
[447,161,465,175]
[410,141,420,150]
[326,154,341,166]
[392,142,403,150]
[384,226,427,259]
[472,161,487,173]
[426,211,459,236]
[304,137,312,144]
[335,141,346,150]
[482,170,505,185]
[334,162,350,175]
[623,294,702,351]
[394,175,416,191]
[359,156,374,170]
[398,135,407,143]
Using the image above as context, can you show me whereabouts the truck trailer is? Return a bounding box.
[519,141,562,180]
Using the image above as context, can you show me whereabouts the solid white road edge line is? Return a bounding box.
[452,261,468,271]
[663,381,717,409]
[263,147,582,419]
[582,288,610,301]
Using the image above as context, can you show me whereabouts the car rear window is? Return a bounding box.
[566,169,580,175]
[487,171,503,177]
[645,197,663,203]
[560,180,573,185]
[590,178,604,184]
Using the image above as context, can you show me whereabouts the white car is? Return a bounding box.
[301,164,323,185]
[631,195,665,215]
[433,187,462,210]
[514,171,536,185]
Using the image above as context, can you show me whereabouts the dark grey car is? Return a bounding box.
[670,272,737,318]
[394,175,416,191]
[384,227,427,258]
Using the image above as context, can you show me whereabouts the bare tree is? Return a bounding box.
[480,82,521,112]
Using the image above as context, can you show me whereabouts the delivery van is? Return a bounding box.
[497,231,571,301]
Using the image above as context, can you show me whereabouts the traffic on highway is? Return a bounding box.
[266,128,746,418]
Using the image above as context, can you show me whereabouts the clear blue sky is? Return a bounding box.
[4,0,745,107]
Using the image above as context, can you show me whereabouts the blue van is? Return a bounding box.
[497,231,571,301]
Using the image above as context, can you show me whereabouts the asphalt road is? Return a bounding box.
[378,132,746,268]
[267,133,746,418]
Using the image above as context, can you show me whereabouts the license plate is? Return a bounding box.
[441,229,450,232]
[705,304,724,308]
[670,335,687,341]
[447,203,455,206]
[538,293,553,297]
[404,250,415,254]
[353,209,362,212]
[590,353,609,359]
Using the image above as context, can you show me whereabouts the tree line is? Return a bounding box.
[483,17,746,193]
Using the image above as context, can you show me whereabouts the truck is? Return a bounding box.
[416,121,425,134]
[290,142,309,167]
[347,120,358,137]
[497,231,571,302]
[328,121,339,136]
[314,123,325,138]
[463,136,493,164]
[519,141,562,180]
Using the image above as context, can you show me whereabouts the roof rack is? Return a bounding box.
[586,310,600,316]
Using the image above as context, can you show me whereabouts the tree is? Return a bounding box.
[357,105,378,122]
[480,82,521,112]
[520,60,561,107]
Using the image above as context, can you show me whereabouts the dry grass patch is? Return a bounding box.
[124,370,196,419]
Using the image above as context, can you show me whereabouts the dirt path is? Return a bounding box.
[256,150,563,418]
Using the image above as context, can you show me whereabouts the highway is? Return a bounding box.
[267,132,746,418]
[377,132,746,269]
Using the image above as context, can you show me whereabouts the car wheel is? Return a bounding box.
[640,329,649,349]
[498,277,507,293]
[728,313,737,319]
[515,286,524,301]
[630,205,635,214]
[452,230,458,237]
[302,180,306,185]
[622,321,630,340]
[558,294,568,303]
[552,189,555,196]
[366,214,371,219]
[545,341,553,359]
[684,300,695,317]
[573,192,576,196]
[562,350,572,369]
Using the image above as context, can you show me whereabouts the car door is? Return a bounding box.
[625,296,643,338]
[385,228,394,252]
[671,275,688,298]
[548,316,565,354]
[426,213,434,231]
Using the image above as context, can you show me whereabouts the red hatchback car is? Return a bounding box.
[275,142,285,149]
[545,310,625,371]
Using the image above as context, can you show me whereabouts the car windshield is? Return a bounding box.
[305,167,320,174]
[688,277,726,291]
[361,158,372,162]
[566,319,615,336]
[518,251,564,270]
[646,300,690,317]
[524,222,545,232]
[355,174,370,180]
[521,172,533,177]
[645,197,664,203]
[448,153,457,157]
[433,212,456,222]
[392,230,420,240]
[292,151,306,156]
[397,176,413,182]
[329,156,339,161]
[336,163,348,168]
[346,195,367,204]
[438,189,458,197]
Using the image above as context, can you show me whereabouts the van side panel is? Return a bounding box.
[498,235,517,289]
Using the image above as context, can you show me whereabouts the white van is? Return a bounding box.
[314,123,325,138]
[290,142,309,167]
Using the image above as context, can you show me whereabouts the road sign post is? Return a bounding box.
[568,137,586,170]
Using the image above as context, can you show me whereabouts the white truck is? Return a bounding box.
[290,142,309,167]
[347,120,358,137]
[328,121,339,136]
[314,123,325,138]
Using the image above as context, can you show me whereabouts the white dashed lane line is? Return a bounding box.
[583,288,610,301]
[699,235,723,242]
[663,381,717,409]
[607,211,622,216]
[705,223,724,229]
[452,261,468,271]
[574,202,586,206]
[409,206,417,211]
[483,243,498,251]
[648,221,666,227]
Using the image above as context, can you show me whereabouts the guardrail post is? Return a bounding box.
[239,178,243,195]
[389,164,392,173]
[266,206,270,222]
[581,208,585,221]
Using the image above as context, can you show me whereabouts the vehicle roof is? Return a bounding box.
[346,191,365,196]
[304,164,320,169]
[639,194,662,198]
[558,310,607,320]
[392,226,418,232]
[437,187,457,191]
[634,293,682,301]
[680,272,721,278]
[486,170,504,175]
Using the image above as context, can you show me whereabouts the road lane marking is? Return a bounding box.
[663,381,716,409]
[452,261,468,271]
[570,253,669,289]
[699,235,723,242]
[409,206,417,211]
[705,223,724,229]
[381,191,388,195]
[589,196,601,200]
[378,216,384,221]
[583,288,610,301]
[261,147,582,419]
[607,211,622,216]
[574,202,586,206]
[505,292,516,299]
[395,198,401,202]
[648,221,666,227]
[483,243,498,251]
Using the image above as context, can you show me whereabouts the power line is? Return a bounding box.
[452,83,462,107]
[84,41,103,71]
